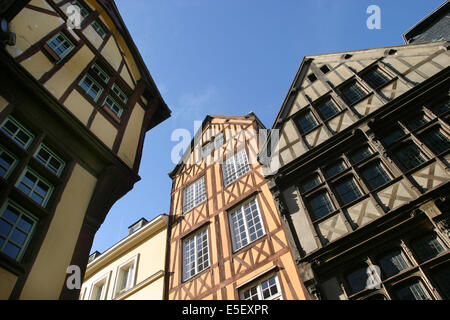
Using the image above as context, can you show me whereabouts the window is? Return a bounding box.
[325,160,347,178]
[432,266,450,299]
[320,65,330,74]
[91,20,107,39]
[182,176,206,214]
[334,177,362,205]
[382,127,405,146]
[411,234,446,263]
[182,228,210,281]
[301,174,322,193]
[0,146,17,178]
[91,64,110,83]
[421,128,450,155]
[214,133,224,149]
[316,99,340,121]
[340,82,367,105]
[378,250,410,278]
[71,0,90,20]
[79,74,104,102]
[34,144,65,177]
[90,277,108,300]
[307,191,334,220]
[222,149,251,187]
[405,113,429,131]
[0,201,38,261]
[0,116,34,149]
[346,267,369,294]
[46,32,75,60]
[115,256,137,296]
[103,96,124,119]
[240,275,283,300]
[430,99,450,116]
[16,168,53,207]
[111,84,128,104]
[349,146,372,164]
[361,162,391,190]
[394,143,426,170]
[395,280,431,300]
[307,73,317,83]
[296,111,318,134]
[201,142,213,158]
[229,198,265,252]
[361,68,390,89]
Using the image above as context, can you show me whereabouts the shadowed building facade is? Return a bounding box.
[166,114,308,300]
[262,38,450,299]
[0,0,170,299]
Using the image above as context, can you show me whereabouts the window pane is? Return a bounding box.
[317,99,339,120]
[0,219,12,237]
[379,250,409,278]
[301,174,321,193]
[183,176,206,214]
[350,146,372,164]
[421,128,450,155]
[395,281,430,300]
[362,68,390,89]
[0,117,34,149]
[183,229,209,281]
[405,114,429,131]
[230,199,264,251]
[3,242,20,260]
[394,143,426,170]
[412,234,445,262]
[334,178,362,205]
[0,147,16,178]
[430,99,450,116]
[296,111,318,134]
[382,127,405,146]
[361,162,391,190]
[325,160,347,177]
[347,267,369,294]
[222,149,250,186]
[308,191,334,220]
[341,83,367,105]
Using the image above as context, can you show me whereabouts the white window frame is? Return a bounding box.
[182,227,210,282]
[103,95,124,119]
[0,145,18,179]
[228,197,266,252]
[88,272,110,300]
[79,74,104,102]
[46,32,75,60]
[34,144,65,177]
[111,84,128,104]
[0,200,38,262]
[113,254,138,298]
[222,148,251,187]
[239,274,283,300]
[0,116,35,150]
[182,176,207,214]
[15,168,54,208]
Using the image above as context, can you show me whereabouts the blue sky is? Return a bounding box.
[90,0,445,254]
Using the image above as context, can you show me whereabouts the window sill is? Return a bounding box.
[231,234,267,256]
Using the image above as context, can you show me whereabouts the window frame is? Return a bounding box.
[333,176,363,206]
[15,167,54,208]
[228,197,266,253]
[295,110,319,135]
[339,81,368,106]
[239,274,283,300]
[79,73,104,102]
[46,32,76,61]
[113,254,138,297]
[222,148,251,187]
[34,144,66,177]
[182,176,207,214]
[182,227,210,282]
[88,272,110,300]
[0,200,38,262]
[0,116,35,150]
[0,145,18,179]
[360,66,391,90]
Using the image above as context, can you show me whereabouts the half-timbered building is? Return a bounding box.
[166,114,308,300]
[0,0,170,299]
[262,38,450,299]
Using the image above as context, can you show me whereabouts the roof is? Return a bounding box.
[403,0,450,43]
[168,112,266,179]
[98,0,171,130]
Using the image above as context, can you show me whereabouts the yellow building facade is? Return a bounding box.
[80,215,169,300]
[0,0,170,300]
[166,114,309,300]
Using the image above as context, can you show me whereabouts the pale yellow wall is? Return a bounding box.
[0,95,9,114]
[82,24,104,50]
[44,46,95,99]
[20,164,97,300]
[89,113,118,149]
[63,90,95,125]
[81,224,168,300]
[101,37,122,71]
[6,4,64,58]
[0,267,18,300]
[20,51,54,80]
[117,103,145,167]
